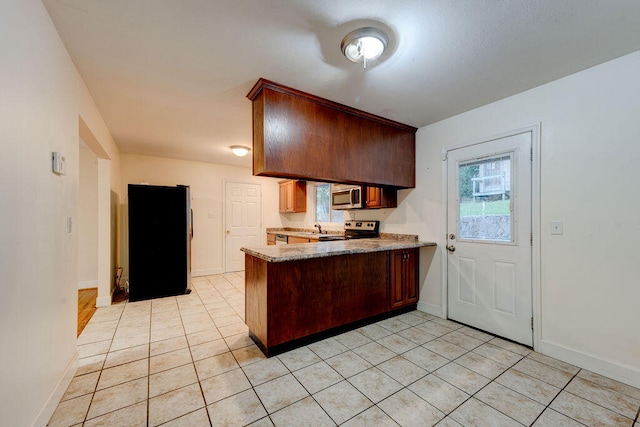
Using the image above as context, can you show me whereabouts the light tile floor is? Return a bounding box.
[49,272,640,427]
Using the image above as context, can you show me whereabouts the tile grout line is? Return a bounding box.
[79,304,513,425]
[202,274,267,425]
[547,367,639,424]
[277,348,339,425]
[428,342,526,426]
[81,303,126,425]
[357,331,500,425]
[191,282,221,427]
[66,276,640,427]
[422,333,580,425]
[493,349,640,424]
[146,299,155,427]
[273,360,334,426]
[233,321,397,425]
[306,319,478,425]
[420,341,487,424]
[529,368,583,426]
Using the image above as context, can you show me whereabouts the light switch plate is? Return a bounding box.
[551,220,563,235]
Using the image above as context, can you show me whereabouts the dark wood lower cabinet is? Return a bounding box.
[389,248,419,309]
[245,248,419,356]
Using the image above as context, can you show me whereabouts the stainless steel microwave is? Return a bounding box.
[331,184,363,210]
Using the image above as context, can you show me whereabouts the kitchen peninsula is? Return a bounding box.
[241,238,436,356]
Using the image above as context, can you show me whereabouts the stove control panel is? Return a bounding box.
[344,221,379,231]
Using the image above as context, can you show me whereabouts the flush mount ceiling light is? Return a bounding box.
[341,27,389,69]
[230,145,251,157]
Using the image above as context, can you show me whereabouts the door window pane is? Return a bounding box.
[315,184,344,223]
[458,154,512,241]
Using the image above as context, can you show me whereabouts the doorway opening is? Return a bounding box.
[77,116,114,338]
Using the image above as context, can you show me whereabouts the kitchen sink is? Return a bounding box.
[315,235,343,241]
[295,232,343,241]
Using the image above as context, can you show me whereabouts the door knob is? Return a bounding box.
[226,230,230,234]
[446,245,456,252]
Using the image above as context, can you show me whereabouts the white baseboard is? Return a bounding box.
[192,268,223,277]
[417,301,443,318]
[539,339,640,389]
[33,351,78,427]
[96,295,112,307]
[78,280,98,289]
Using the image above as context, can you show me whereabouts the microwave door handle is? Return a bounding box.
[351,189,356,206]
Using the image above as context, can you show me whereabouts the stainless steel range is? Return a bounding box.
[344,220,380,240]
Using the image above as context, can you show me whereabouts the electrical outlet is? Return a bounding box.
[551,220,563,235]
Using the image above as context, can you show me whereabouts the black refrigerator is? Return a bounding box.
[128,184,192,302]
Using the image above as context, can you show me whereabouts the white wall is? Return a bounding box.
[78,140,98,287]
[120,154,282,276]
[0,1,120,425]
[388,50,640,387]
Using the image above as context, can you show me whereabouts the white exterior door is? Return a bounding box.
[225,182,261,272]
[447,131,533,346]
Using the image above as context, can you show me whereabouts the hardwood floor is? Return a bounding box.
[78,288,97,337]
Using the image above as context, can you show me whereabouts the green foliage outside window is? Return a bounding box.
[315,184,344,223]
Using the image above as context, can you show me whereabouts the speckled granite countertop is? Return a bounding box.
[241,238,436,263]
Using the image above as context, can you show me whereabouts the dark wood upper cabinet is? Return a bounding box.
[366,186,397,209]
[247,79,417,189]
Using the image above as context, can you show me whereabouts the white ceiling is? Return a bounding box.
[42,0,640,168]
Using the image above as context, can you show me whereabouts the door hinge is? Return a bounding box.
[531,317,534,330]
[530,147,533,161]
[530,232,533,246]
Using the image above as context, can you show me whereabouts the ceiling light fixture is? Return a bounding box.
[341,27,389,69]
[230,145,251,157]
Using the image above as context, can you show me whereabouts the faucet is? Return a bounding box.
[314,223,322,234]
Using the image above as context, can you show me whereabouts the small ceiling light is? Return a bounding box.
[341,27,389,69]
[230,145,251,157]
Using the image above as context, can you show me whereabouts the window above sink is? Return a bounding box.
[315,183,344,224]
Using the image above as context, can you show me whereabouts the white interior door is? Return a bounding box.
[225,182,261,272]
[447,132,533,346]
